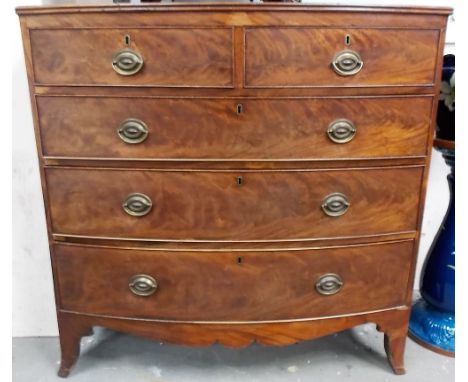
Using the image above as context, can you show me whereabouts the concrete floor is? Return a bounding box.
[13,323,454,382]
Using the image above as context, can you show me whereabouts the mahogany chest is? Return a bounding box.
[16,1,451,377]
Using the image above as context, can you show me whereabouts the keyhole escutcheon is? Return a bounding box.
[345,34,351,45]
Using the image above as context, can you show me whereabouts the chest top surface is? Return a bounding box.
[16,0,452,15]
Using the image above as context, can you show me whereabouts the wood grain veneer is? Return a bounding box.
[46,167,423,241]
[55,240,414,321]
[37,96,432,160]
[30,28,234,87]
[17,1,451,377]
[245,28,440,87]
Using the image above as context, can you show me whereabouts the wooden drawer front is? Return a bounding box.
[245,28,439,87]
[55,241,413,321]
[46,167,422,241]
[38,96,431,160]
[29,28,233,87]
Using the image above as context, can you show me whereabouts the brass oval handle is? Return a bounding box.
[321,193,350,217]
[117,119,148,144]
[316,273,343,296]
[112,48,144,76]
[122,193,152,217]
[129,274,157,297]
[327,119,356,144]
[331,50,363,76]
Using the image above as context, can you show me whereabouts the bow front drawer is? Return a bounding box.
[37,96,432,160]
[46,167,423,241]
[245,28,439,87]
[29,28,233,87]
[55,240,414,321]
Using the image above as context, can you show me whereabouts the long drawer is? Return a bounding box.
[37,96,432,160]
[46,167,423,241]
[29,28,233,87]
[245,28,439,87]
[55,240,414,321]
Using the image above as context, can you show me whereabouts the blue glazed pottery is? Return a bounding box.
[409,55,455,356]
[409,149,455,354]
[420,150,455,314]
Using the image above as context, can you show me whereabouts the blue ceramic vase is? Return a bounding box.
[409,55,455,356]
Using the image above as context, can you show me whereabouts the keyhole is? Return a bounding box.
[237,256,243,265]
[345,34,351,45]
[124,34,131,46]
[236,176,244,186]
[236,104,243,115]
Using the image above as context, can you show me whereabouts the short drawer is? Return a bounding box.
[37,96,432,160]
[55,240,414,321]
[46,167,423,241]
[245,28,439,87]
[29,28,233,87]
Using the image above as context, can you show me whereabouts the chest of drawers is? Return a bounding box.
[17,1,451,377]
